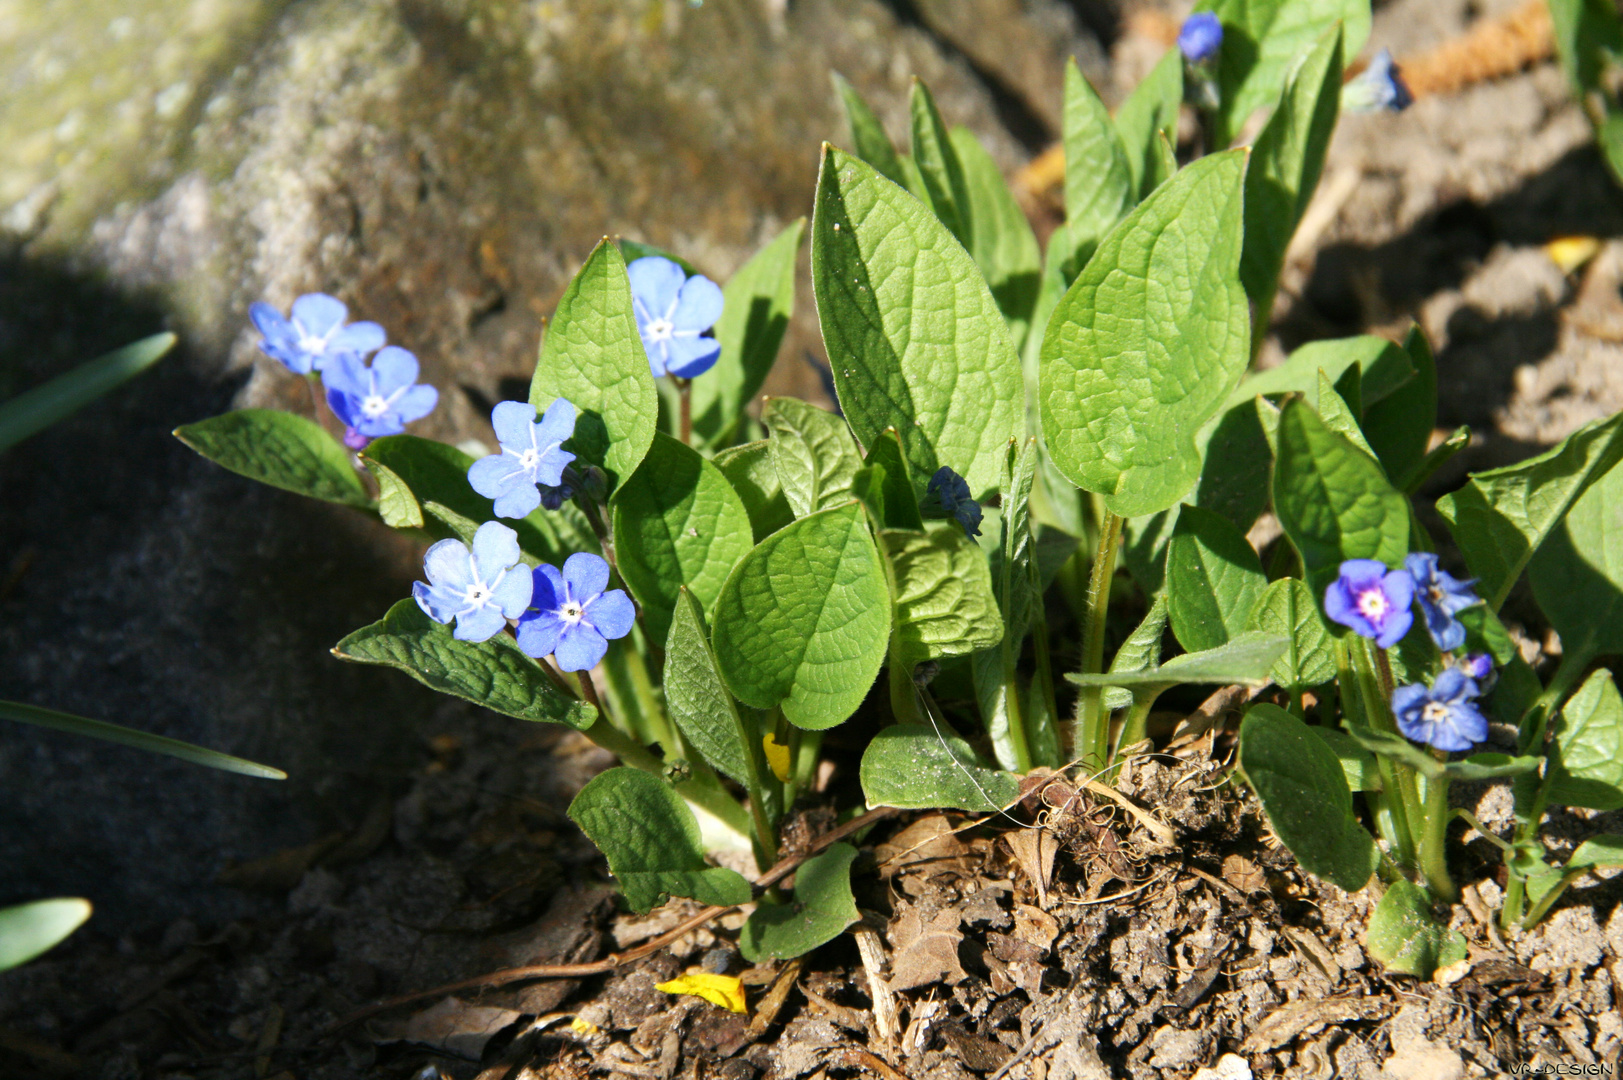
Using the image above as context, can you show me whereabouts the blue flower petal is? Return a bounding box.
[515,609,565,658]
[491,400,536,448]
[671,274,723,332]
[663,334,721,379]
[1178,12,1223,62]
[328,320,387,356]
[413,581,457,624]
[370,346,420,394]
[562,551,611,599]
[422,537,474,590]
[322,353,370,398]
[643,336,675,378]
[587,589,636,641]
[491,564,535,618]
[468,452,521,500]
[393,383,439,425]
[532,563,566,610]
[453,604,507,643]
[554,621,610,672]
[470,521,521,580]
[492,482,542,520]
[628,256,686,321]
[534,397,577,446]
[292,293,348,338]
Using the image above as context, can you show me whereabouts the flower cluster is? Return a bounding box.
[1178,13,1223,65]
[250,292,437,449]
[1391,667,1488,752]
[1343,48,1413,113]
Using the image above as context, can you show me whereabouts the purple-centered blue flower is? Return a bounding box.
[1178,13,1223,64]
[412,521,534,643]
[323,346,439,449]
[249,293,385,376]
[628,256,724,379]
[1323,559,1415,648]
[922,467,982,538]
[1343,48,1413,113]
[1458,652,1494,681]
[1391,666,1488,752]
[467,399,577,519]
[1404,552,1481,652]
[515,553,636,672]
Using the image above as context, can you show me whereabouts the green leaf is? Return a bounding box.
[1227,335,1414,412]
[884,527,1005,669]
[1113,49,1183,199]
[1,332,173,453]
[1246,578,1337,692]
[713,440,794,542]
[812,145,1024,500]
[909,79,973,249]
[611,432,754,646]
[1061,59,1134,277]
[0,899,92,972]
[1366,878,1466,978]
[833,73,910,190]
[1309,725,1381,792]
[1528,451,1623,660]
[1549,0,1623,186]
[174,409,370,507]
[1196,400,1273,533]
[1166,505,1268,653]
[1238,703,1378,893]
[739,842,860,962]
[862,429,925,531]
[1122,506,1179,595]
[568,767,753,913]
[1568,834,1623,871]
[1545,668,1623,811]
[1311,370,1376,459]
[1241,24,1342,318]
[530,239,658,491]
[950,126,1041,350]
[692,220,804,446]
[860,723,1021,811]
[1272,398,1408,595]
[764,397,863,517]
[1365,324,1439,486]
[712,503,891,729]
[1342,725,1539,781]
[1068,631,1286,689]
[1198,0,1371,147]
[1401,425,1470,494]
[0,699,286,780]
[1103,594,1169,711]
[1040,151,1250,518]
[1439,411,1623,610]
[618,239,694,275]
[664,590,755,790]
[334,599,594,729]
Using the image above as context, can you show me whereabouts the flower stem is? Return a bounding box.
[1077,511,1124,770]
[677,377,692,445]
[1417,760,1458,903]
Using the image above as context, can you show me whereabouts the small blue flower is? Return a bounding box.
[1342,48,1413,113]
[516,553,637,672]
[1323,559,1415,648]
[323,346,439,449]
[249,293,385,376]
[467,399,578,519]
[921,467,982,538]
[1178,13,1223,64]
[627,256,724,379]
[1391,667,1488,752]
[1404,552,1481,652]
[412,521,534,643]
[1458,652,1494,681]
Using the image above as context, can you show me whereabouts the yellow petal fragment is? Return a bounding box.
[569,1016,600,1036]
[656,971,748,1014]
[763,732,791,782]
[1544,236,1600,275]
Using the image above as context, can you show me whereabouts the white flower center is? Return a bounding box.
[361,394,390,418]
[519,447,540,470]
[466,584,490,605]
[1356,588,1390,621]
[1421,701,1450,724]
[645,317,674,343]
[560,601,584,622]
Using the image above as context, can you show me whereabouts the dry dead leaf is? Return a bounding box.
[875,814,969,878]
[1012,904,1058,952]
[1221,853,1268,895]
[1241,996,1389,1053]
[886,905,967,992]
[1003,828,1057,907]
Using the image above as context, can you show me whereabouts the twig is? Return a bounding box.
[324,806,897,1035]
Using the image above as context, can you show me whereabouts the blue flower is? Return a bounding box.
[627,256,724,379]
[323,346,439,449]
[467,399,578,519]
[516,553,637,672]
[412,521,534,643]
[1323,559,1415,648]
[921,467,982,538]
[1391,667,1488,752]
[1404,552,1481,651]
[1342,48,1413,113]
[1178,13,1223,64]
[1458,652,1494,681]
[249,293,385,376]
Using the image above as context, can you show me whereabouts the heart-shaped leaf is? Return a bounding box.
[1367,878,1466,977]
[860,723,1021,811]
[739,843,860,962]
[175,410,369,507]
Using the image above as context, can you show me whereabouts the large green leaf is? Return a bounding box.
[1195,398,1273,533]
[529,239,657,491]
[862,428,926,531]
[1113,48,1183,199]
[691,220,803,446]
[860,723,1021,811]
[1526,446,1623,660]
[1,332,173,452]
[1272,399,1408,594]
[909,79,973,249]
[664,590,754,790]
[1225,335,1414,411]
[763,397,863,517]
[951,127,1041,349]
[1246,578,1336,693]
[1238,704,1378,893]
[0,700,286,780]
[739,843,860,962]
[1166,505,1268,653]
[1545,668,1623,811]
[334,600,595,729]
[1438,411,1623,610]
[568,767,753,913]
[713,440,794,542]
[1068,631,1286,690]
[1197,0,1370,146]
[1240,23,1342,318]
[0,899,92,972]
[711,503,891,730]
[811,146,1023,500]
[1061,59,1134,276]
[611,432,753,646]
[175,409,369,507]
[832,73,911,191]
[1365,324,1439,487]
[884,526,1005,669]
[1367,878,1466,978]
[1039,151,1250,518]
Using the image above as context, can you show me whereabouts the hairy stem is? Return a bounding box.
[1077,511,1124,770]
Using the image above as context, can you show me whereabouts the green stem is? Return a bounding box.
[676,377,692,446]
[1417,765,1457,903]
[1077,511,1124,769]
[1517,650,1589,756]
[1114,688,1163,760]
[578,714,747,833]
[1028,611,1061,768]
[1501,873,1526,932]
[888,645,925,726]
[1351,638,1423,869]
[601,636,680,757]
